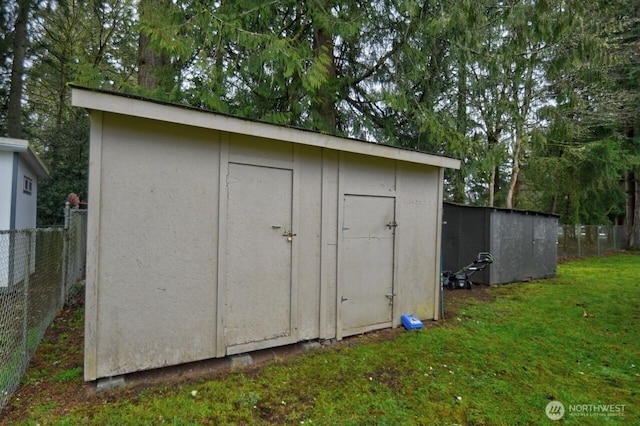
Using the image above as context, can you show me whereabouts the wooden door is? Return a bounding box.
[224,163,294,348]
[340,195,395,336]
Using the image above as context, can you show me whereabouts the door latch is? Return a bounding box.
[283,231,297,241]
[386,293,396,300]
[386,221,398,229]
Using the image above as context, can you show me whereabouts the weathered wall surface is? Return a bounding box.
[85,111,447,380]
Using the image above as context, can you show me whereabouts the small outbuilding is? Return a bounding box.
[0,137,49,288]
[441,202,558,285]
[71,86,460,381]
[0,137,49,231]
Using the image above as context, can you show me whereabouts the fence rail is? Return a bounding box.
[557,225,627,258]
[0,208,86,411]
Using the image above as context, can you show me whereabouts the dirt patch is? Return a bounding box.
[443,283,496,320]
[1,286,493,423]
[1,295,98,422]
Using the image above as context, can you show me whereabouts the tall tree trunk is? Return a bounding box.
[488,168,495,207]
[506,50,535,210]
[452,61,467,203]
[138,37,166,90]
[7,0,30,138]
[626,170,640,249]
[506,132,522,209]
[312,21,337,132]
[506,159,520,209]
[550,194,558,215]
[487,130,500,207]
[137,0,169,90]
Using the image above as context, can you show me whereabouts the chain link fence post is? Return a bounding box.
[21,230,32,378]
[61,202,70,309]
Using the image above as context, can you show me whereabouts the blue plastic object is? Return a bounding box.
[401,314,423,330]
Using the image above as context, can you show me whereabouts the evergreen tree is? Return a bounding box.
[0,1,14,135]
[537,0,639,245]
[25,0,138,224]
[6,0,30,138]
[1,0,636,234]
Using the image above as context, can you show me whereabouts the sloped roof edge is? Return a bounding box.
[70,85,461,170]
[444,201,560,218]
[0,137,49,179]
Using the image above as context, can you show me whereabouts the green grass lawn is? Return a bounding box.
[7,253,640,425]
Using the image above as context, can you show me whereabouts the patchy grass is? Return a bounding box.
[2,253,639,424]
[52,367,83,384]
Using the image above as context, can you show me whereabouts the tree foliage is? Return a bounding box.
[0,0,638,242]
[533,0,639,245]
[24,0,138,224]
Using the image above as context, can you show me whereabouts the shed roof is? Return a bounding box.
[0,137,49,179]
[70,85,461,170]
[444,202,560,218]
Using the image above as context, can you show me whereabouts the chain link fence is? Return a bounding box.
[64,209,88,301]
[557,225,628,258]
[0,215,628,411]
[0,207,86,411]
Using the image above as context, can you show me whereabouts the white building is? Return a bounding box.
[0,137,49,287]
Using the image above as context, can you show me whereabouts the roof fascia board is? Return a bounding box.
[0,137,29,152]
[22,146,50,179]
[444,201,560,218]
[0,137,49,178]
[71,88,461,170]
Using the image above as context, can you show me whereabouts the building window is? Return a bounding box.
[23,176,33,195]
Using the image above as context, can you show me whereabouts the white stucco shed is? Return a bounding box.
[0,137,49,231]
[0,137,49,288]
[71,86,460,381]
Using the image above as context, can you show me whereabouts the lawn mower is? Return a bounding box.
[442,252,495,290]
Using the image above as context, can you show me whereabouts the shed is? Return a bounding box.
[441,202,558,285]
[0,137,49,231]
[71,86,460,381]
[0,137,49,288]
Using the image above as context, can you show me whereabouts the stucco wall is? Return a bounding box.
[88,114,220,378]
[15,156,38,230]
[0,151,15,230]
[395,162,441,320]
